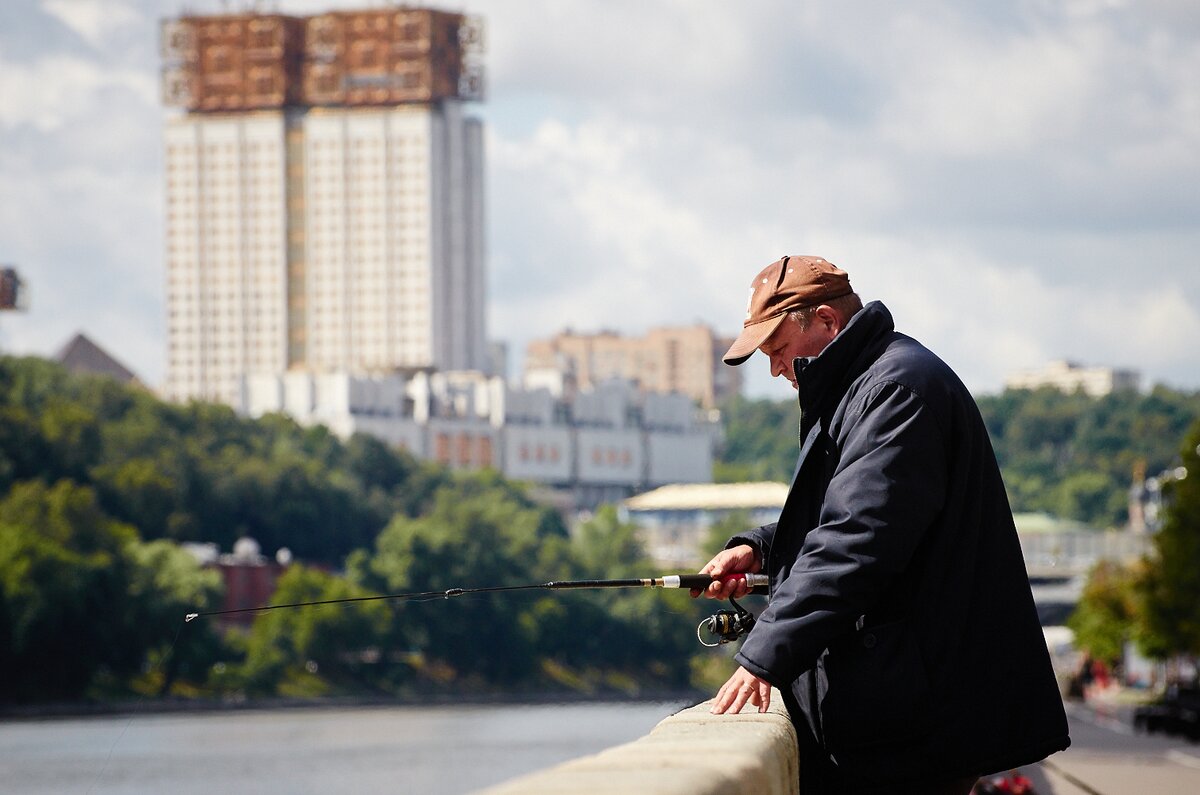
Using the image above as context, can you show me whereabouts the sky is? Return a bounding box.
[1,0,1198,401]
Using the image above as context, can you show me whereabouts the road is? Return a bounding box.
[1008,699,1200,795]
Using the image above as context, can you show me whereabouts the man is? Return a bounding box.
[696,256,1069,794]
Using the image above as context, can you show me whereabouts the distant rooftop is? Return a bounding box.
[624,481,789,512]
[55,332,139,384]
[1006,359,1140,398]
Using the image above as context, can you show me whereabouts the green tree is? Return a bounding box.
[1050,471,1123,525]
[560,506,704,690]
[352,476,569,686]
[977,386,1200,526]
[1138,421,1200,658]
[91,458,177,540]
[345,481,701,694]
[0,405,47,490]
[126,539,226,695]
[573,504,647,578]
[0,480,141,702]
[238,565,391,696]
[1067,561,1139,665]
[0,355,75,415]
[701,510,754,561]
[0,355,464,567]
[38,399,102,483]
[714,396,798,483]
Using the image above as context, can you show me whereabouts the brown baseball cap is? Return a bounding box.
[722,255,853,365]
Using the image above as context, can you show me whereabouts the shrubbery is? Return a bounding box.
[0,356,712,704]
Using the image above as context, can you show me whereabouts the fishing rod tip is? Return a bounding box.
[185,613,199,623]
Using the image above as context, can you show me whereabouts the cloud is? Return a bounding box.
[1,0,1197,401]
[479,0,1199,397]
[0,54,156,132]
[41,0,145,50]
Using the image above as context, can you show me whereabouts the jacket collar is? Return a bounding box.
[792,300,895,420]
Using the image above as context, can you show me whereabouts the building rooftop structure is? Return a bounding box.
[623,481,790,512]
[1005,359,1140,398]
[242,369,719,509]
[55,332,140,384]
[184,537,290,629]
[160,8,483,113]
[621,481,788,568]
[0,266,25,311]
[525,325,741,409]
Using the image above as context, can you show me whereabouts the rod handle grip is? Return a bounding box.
[676,573,768,591]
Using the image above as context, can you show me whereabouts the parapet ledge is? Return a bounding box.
[473,691,798,795]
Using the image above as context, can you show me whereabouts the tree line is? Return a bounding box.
[8,351,1197,704]
[0,356,714,705]
[1067,420,1200,673]
[716,384,1200,528]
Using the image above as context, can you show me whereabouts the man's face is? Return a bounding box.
[757,309,840,389]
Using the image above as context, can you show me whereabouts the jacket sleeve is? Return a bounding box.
[734,379,948,688]
[726,522,775,567]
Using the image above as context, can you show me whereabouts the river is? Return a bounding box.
[0,700,692,794]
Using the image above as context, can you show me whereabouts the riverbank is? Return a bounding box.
[0,687,707,721]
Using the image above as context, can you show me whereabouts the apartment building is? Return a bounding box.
[161,8,485,406]
[524,325,741,409]
[242,370,718,508]
[1005,359,1140,398]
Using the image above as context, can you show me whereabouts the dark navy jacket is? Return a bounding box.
[731,301,1069,788]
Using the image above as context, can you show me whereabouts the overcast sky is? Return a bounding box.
[1,0,1198,400]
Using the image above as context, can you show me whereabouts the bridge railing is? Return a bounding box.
[473,692,799,795]
[1019,529,1151,577]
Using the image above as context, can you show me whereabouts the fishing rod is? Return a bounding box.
[185,572,769,647]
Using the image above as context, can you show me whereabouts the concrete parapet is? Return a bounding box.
[473,693,799,795]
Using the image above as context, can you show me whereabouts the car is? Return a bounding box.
[1133,683,1200,740]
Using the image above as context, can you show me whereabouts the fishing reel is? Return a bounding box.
[697,597,757,647]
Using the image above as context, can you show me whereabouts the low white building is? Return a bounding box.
[1005,360,1140,398]
[620,481,789,568]
[241,370,717,507]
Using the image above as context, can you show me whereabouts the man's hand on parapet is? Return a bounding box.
[692,544,761,599]
[711,666,771,715]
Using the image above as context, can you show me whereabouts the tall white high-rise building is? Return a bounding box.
[161,8,485,406]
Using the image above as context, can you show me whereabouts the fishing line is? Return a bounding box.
[184,573,768,623]
[87,620,186,795]
[89,572,763,789]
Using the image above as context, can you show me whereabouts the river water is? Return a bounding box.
[0,700,691,794]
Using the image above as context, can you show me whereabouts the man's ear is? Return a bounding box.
[813,305,840,334]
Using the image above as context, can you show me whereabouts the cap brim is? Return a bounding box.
[722,314,787,366]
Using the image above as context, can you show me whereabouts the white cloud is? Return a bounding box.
[0,54,156,131]
[1,0,1197,400]
[1069,285,1200,375]
[41,0,144,50]
[881,22,1094,156]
